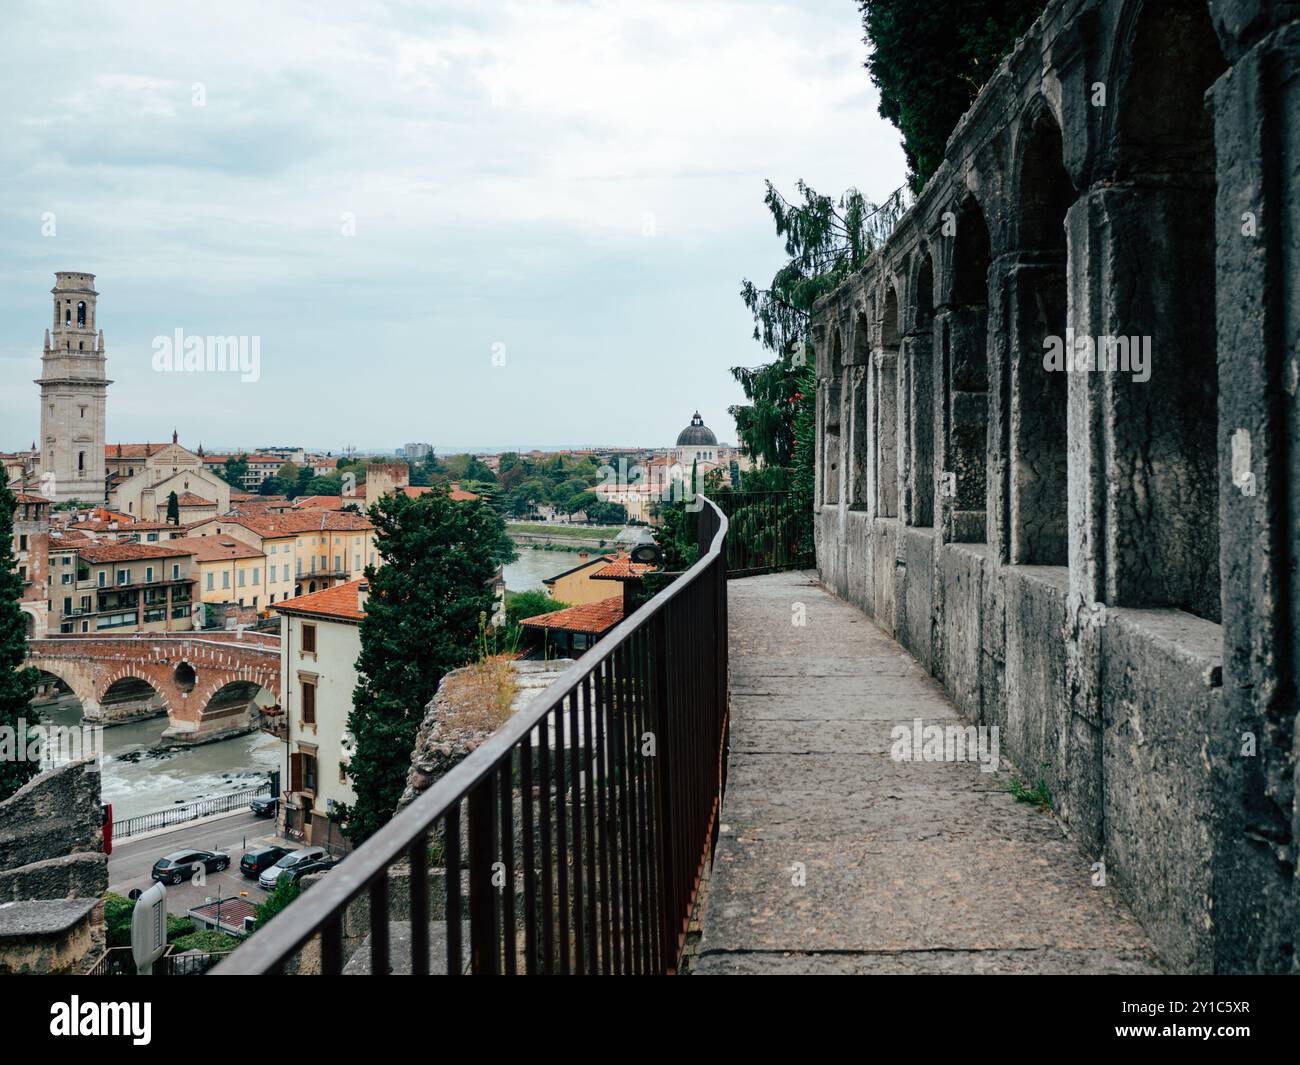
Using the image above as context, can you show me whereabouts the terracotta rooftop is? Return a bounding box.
[592,558,657,581]
[77,542,193,564]
[292,495,348,510]
[105,443,169,459]
[274,578,367,623]
[520,596,625,636]
[165,536,262,562]
[175,492,215,506]
[13,493,50,505]
[201,510,373,537]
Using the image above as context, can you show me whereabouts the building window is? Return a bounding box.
[206,572,214,591]
[222,571,230,589]
[172,564,179,580]
[301,679,317,724]
[301,623,317,654]
[145,566,154,583]
[117,569,130,586]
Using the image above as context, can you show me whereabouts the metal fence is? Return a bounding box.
[712,490,814,576]
[88,946,234,976]
[114,781,272,840]
[212,496,729,975]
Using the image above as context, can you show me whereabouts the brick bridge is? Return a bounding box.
[25,631,281,745]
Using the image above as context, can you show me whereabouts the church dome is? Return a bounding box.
[676,411,717,447]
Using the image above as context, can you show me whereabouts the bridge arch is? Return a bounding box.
[96,671,171,724]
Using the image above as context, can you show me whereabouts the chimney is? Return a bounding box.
[357,580,369,612]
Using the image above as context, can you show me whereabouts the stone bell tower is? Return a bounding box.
[36,272,111,503]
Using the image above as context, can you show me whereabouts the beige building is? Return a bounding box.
[272,579,367,853]
[37,272,109,504]
[543,553,620,606]
[106,439,231,521]
[186,509,376,602]
[166,535,269,612]
[13,492,51,638]
[48,542,195,634]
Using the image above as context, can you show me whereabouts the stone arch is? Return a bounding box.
[876,277,903,517]
[29,665,98,720]
[1095,0,1225,623]
[942,194,993,543]
[849,309,873,509]
[20,607,39,640]
[1006,101,1074,566]
[173,661,197,692]
[905,248,936,526]
[823,328,845,505]
[96,671,170,725]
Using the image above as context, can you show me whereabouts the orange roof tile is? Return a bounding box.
[274,578,367,623]
[592,558,656,581]
[520,596,625,636]
[77,542,193,564]
[175,492,215,506]
[13,493,50,505]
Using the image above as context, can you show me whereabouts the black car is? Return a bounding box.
[283,855,340,883]
[240,844,293,879]
[151,849,229,885]
[250,796,278,818]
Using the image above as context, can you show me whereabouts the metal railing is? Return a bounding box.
[88,946,234,975]
[213,497,729,975]
[712,490,813,577]
[114,781,272,840]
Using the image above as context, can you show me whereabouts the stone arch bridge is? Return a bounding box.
[25,631,281,745]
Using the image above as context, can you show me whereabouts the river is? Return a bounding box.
[36,695,281,821]
[503,546,599,592]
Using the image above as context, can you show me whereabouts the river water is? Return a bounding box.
[503,546,597,592]
[37,695,281,821]
[28,546,584,822]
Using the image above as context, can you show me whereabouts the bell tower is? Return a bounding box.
[36,271,111,503]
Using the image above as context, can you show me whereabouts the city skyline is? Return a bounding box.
[0,0,907,451]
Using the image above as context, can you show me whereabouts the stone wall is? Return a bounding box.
[810,0,1299,973]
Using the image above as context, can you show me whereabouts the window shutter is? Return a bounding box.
[302,681,316,724]
[290,752,303,792]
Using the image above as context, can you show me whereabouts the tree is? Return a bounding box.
[258,476,286,497]
[859,0,1046,192]
[255,876,301,927]
[166,490,180,525]
[303,475,341,497]
[337,491,512,842]
[0,484,39,801]
[222,454,249,488]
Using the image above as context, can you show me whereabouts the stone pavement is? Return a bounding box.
[695,571,1160,975]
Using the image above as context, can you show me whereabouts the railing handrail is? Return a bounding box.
[212,496,728,975]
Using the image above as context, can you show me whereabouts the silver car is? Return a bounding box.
[258,846,326,890]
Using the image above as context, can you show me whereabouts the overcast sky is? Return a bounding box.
[0,0,906,454]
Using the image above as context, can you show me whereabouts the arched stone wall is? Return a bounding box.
[809,0,1300,973]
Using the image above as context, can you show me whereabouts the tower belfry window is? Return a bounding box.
[76,301,86,327]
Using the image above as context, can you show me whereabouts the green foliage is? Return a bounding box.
[860,0,1046,192]
[0,483,39,802]
[103,894,194,948]
[254,875,301,927]
[338,491,511,842]
[169,929,240,954]
[303,475,340,497]
[653,501,700,571]
[1010,775,1053,812]
[734,180,906,470]
[221,454,249,488]
[103,892,135,948]
[165,490,179,526]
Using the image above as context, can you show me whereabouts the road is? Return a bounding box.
[108,810,284,915]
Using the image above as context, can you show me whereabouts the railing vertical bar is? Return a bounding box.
[320,913,343,976]
[538,715,555,975]
[445,804,463,975]
[612,639,635,974]
[521,728,537,975]
[500,749,517,976]
[582,674,599,973]
[568,689,585,975]
[409,830,429,977]
[555,703,571,974]
[636,623,658,974]
[467,774,498,974]
[593,657,613,973]
[368,874,389,976]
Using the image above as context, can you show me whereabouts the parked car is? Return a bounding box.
[283,854,340,883]
[249,796,278,818]
[258,847,327,890]
[151,849,229,885]
[240,844,294,879]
